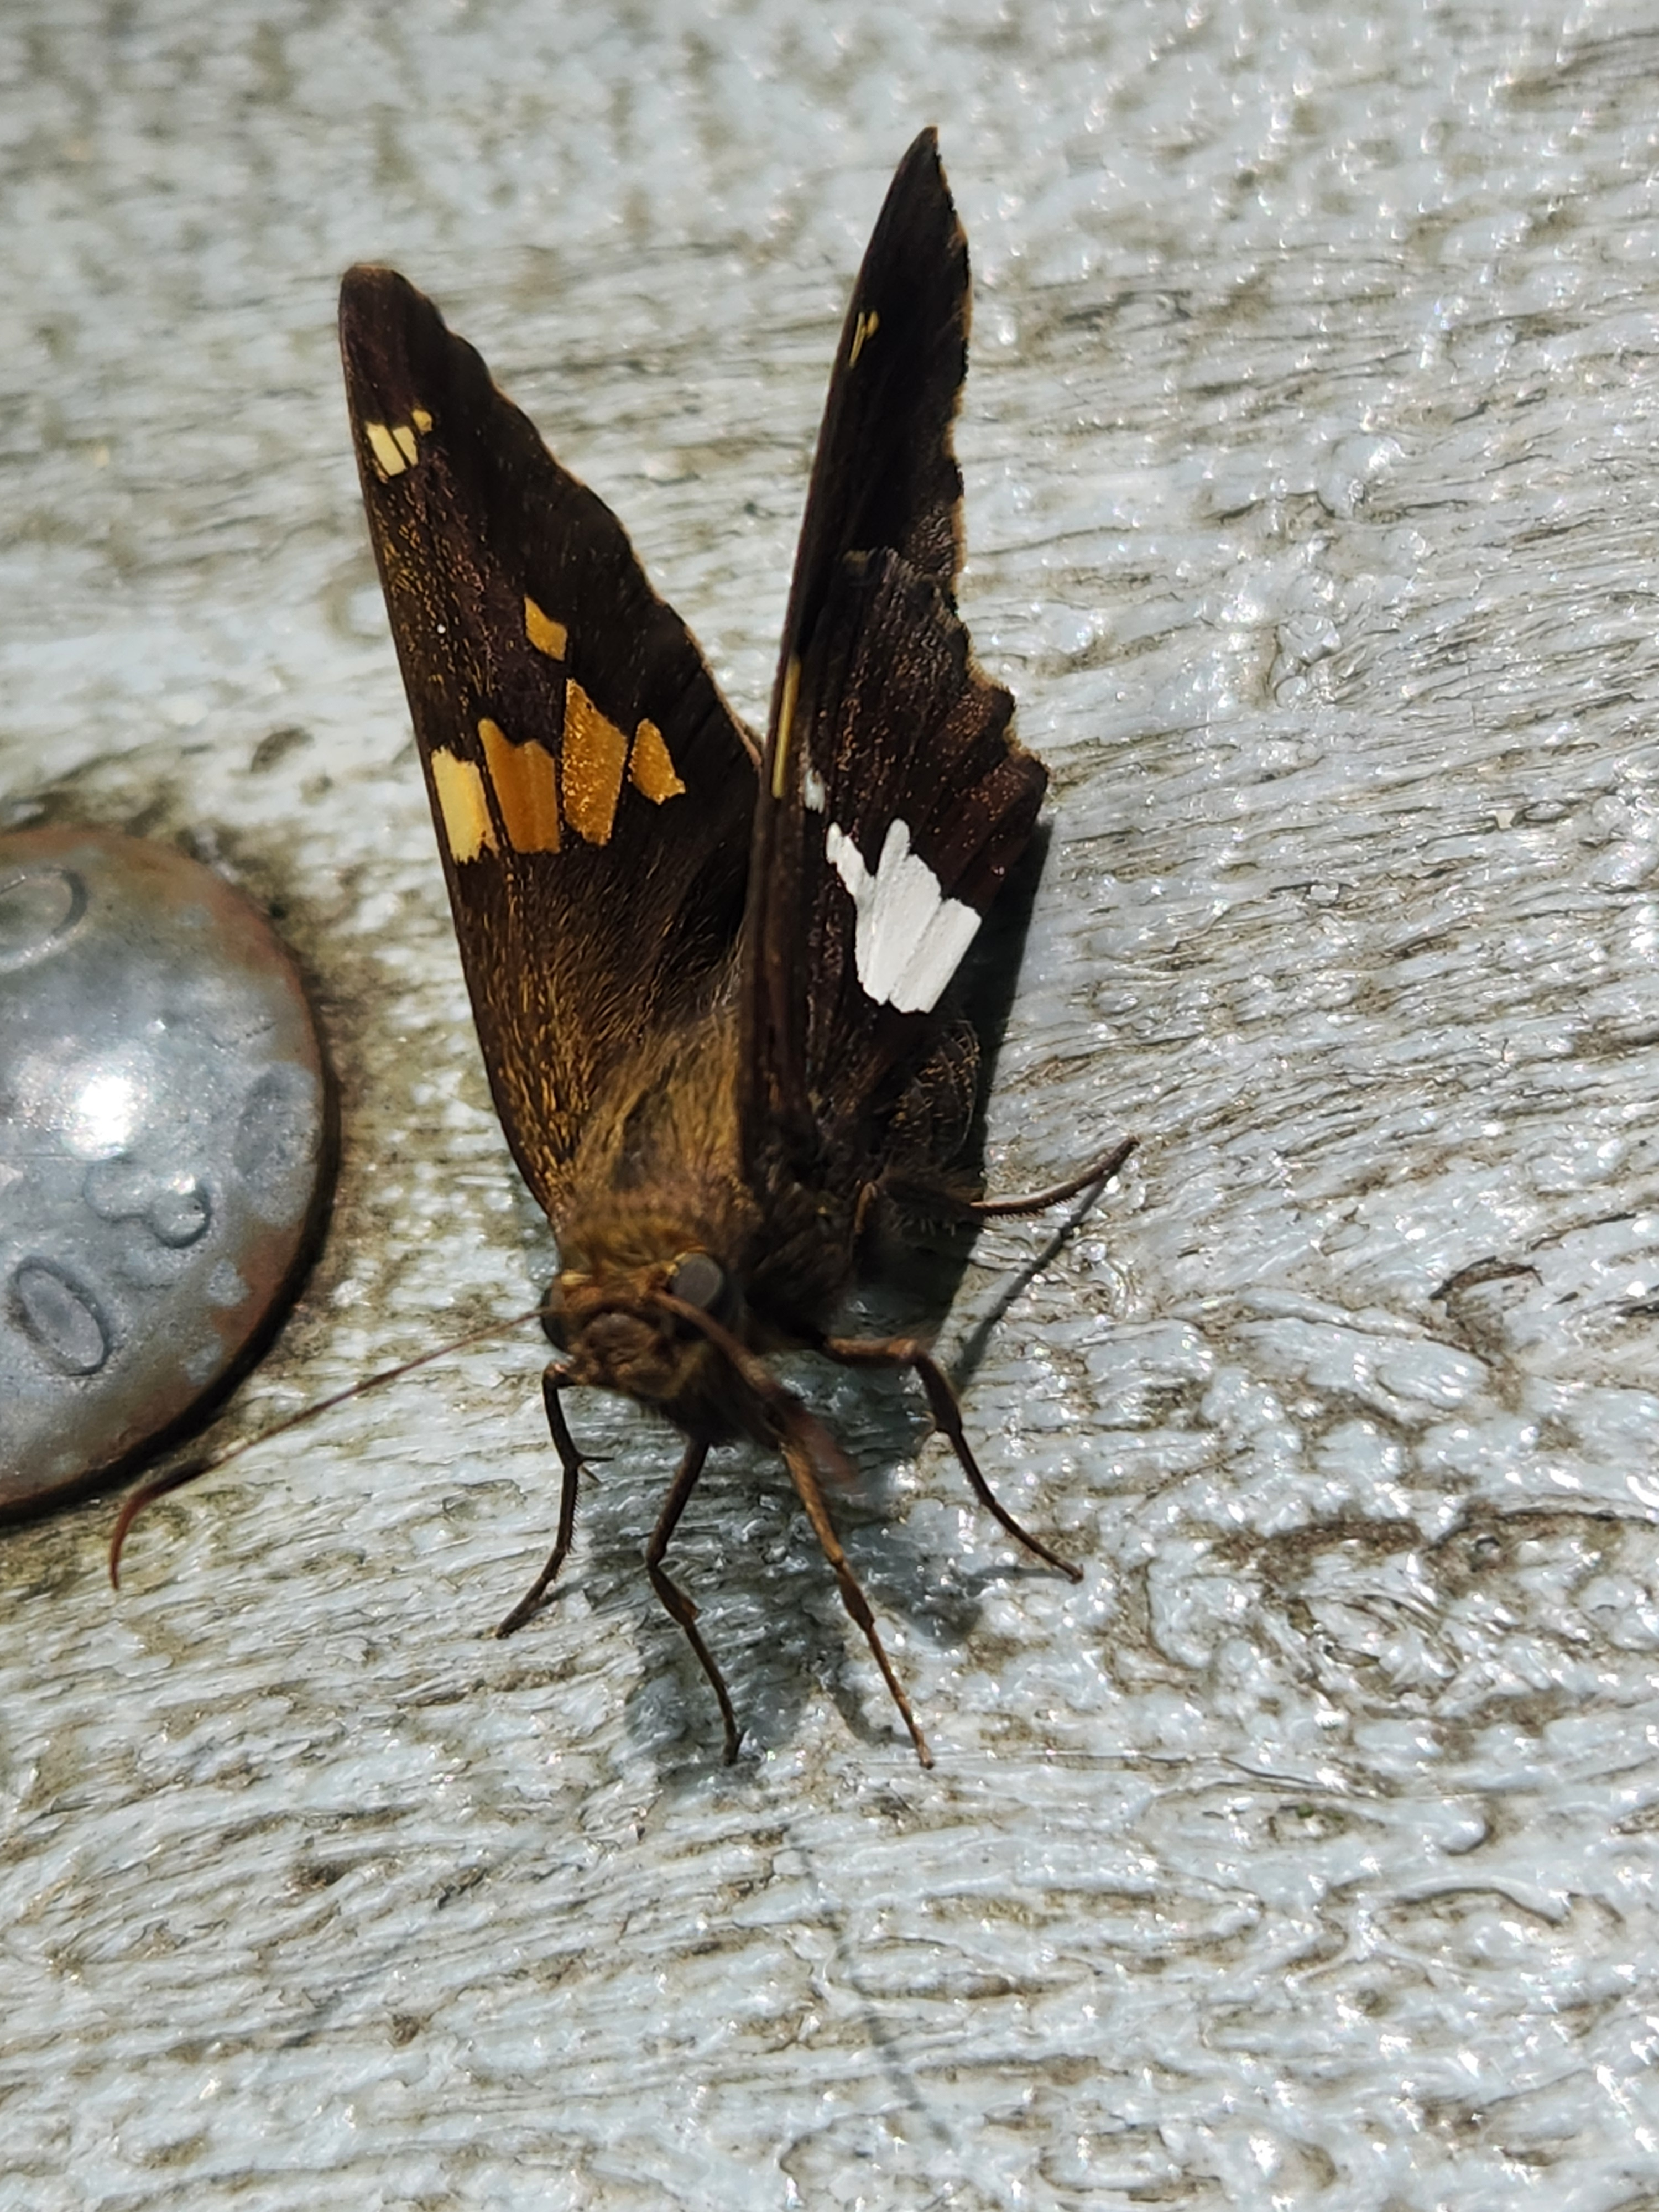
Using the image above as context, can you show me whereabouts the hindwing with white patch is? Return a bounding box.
[755,548,1045,1156]
[744,131,1047,1168]
[339,268,757,1220]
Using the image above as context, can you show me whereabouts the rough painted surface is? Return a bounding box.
[4,2,1659,2205]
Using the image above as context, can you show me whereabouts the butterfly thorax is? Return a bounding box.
[545,1005,858,1441]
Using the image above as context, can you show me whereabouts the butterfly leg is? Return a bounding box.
[968,1135,1136,1218]
[876,1135,1136,1223]
[776,1424,933,1768]
[643,1439,740,1762]
[495,1364,586,1637]
[821,1336,1083,1584]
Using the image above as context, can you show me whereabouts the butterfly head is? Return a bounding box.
[545,1248,754,1439]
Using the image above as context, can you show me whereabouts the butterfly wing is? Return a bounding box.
[340,269,758,1222]
[743,130,1048,1174]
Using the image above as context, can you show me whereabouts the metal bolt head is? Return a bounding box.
[0,826,335,1514]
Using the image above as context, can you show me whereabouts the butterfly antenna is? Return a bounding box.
[108,1302,552,1588]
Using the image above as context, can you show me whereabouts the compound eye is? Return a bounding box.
[540,1272,580,1350]
[667,1250,732,1321]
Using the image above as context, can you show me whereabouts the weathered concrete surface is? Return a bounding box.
[4,2,1659,2205]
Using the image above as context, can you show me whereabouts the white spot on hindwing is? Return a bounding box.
[803,765,827,813]
[824,817,980,1015]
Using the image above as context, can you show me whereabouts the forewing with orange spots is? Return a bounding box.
[340,269,758,1219]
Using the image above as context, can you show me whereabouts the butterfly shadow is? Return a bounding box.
[613,1334,1084,1771]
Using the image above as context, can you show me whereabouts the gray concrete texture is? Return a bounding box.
[3,1,1659,2206]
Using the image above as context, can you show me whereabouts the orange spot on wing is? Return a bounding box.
[364,421,408,477]
[524,598,568,660]
[431,749,496,862]
[770,655,801,800]
[629,718,685,804]
[479,717,561,852]
[561,681,630,845]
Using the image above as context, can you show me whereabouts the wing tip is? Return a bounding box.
[338,262,421,348]
[888,124,954,237]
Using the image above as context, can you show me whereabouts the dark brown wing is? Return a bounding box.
[340,268,758,1223]
[743,129,1047,1171]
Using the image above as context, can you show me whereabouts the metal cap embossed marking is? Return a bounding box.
[0,827,335,1514]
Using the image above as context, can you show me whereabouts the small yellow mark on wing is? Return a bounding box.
[411,406,433,433]
[431,749,497,862]
[479,717,561,852]
[562,681,630,845]
[524,598,568,660]
[364,416,425,476]
[770,654,801,800]
[848,307,880,367]
[629,717,685,804]
[364,420,409,477]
